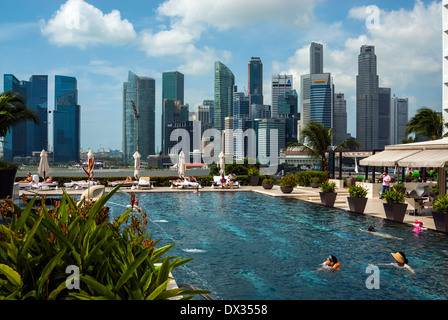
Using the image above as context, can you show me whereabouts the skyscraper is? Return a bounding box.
[53,75,80,163]
[390,97,408,145]
[162,71,184,105]
[310,42,323,74]
[378,87,391,149]
[214,61,235,132]
[248,57,263,115]
[271,74,293,118]
[356,45,379,150]
[333,93,348,146]
[122,71,156,163]
[3,74,48,161]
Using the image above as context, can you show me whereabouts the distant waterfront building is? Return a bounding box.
[53,75,80,163]
[390,97,409,145]
[356,45,379,150]
[122,71,156,163]
[271,74,293,118]
[3,74,48,162]
[378,87,391,149]
[333,92,348,146]
[443,0,448,131]
[214,61,235,132]
[248,57,263,115]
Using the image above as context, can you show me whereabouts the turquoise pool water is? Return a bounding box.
[107,191,448,300]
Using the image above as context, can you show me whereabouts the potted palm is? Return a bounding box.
[382,185,408,223]
[319,180,337,207]
[280,174,296,193]
[347,184,368,214]
[432,194,448,233]
[0,91,38,199]
[248,166,260,186]
[262,177,274,189]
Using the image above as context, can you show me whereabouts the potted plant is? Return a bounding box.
[347,184,368,214]
[382,186,408,223]
[280,174,296,193]
[248,166,260,186]
[310,177,321,188]
[432,194,448,233]
[0,160,18,199]
[319,180,337,207]
[262,177,274,189]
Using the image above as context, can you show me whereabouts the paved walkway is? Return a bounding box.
[20,184,437,232]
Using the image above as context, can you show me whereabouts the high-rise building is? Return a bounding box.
[3,74,48,162]
[162,71,184,105]
[122,71,156,163]
[278,89,299,144]
[257,118,285,159]
[53,75,80,163]
[391,97,409,144]
[271,74,293,118]
[378,87,391,149]
[233,90,250,161]
[310,42,324,74]
[162,99,189,154]
[443,0,448,131]
[248,57,263,115]
[214,61,235,132]
[356,45,379,149]
[333,93,348,146]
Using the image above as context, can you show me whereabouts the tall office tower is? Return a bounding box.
[300,73,333,132]
[257,118,285,158]
[310,42,324,74]
[3,74,48,162]
[53,76,80,163]
[390,97,409,145]
[378,87,391,149]
[333,93,348,146]
[248,57,263,116]
[162,71,184,105]
[162,100,189,155]
[122,71,156,163]
[196,105,212,125]
[214,61,235,132]
[443,0,448,131]
[278,89,299,144]
[233,90,250,161]
[202,100,215,126]
[356,45,379,149]
[271,74,293,118]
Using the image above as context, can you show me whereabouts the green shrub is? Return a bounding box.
[294,171,328,187]
[348,184,368,198]
[383,188,405,204]
[0,186,209,300]
[320,180,336,193]
[434,194,448,213]
[262,177,274,184]
[280,174,296,188]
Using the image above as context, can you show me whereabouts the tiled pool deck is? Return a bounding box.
[20,184,437,232]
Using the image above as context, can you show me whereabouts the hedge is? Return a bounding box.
[294,171,329,187]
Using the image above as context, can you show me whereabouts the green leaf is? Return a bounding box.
[80,275,116,300]
[146,279,170,300]
[20,214,43,257]
[114,247,151,292]
[36,248,67,297]
[48,281,68,300]
[0,264,23,288]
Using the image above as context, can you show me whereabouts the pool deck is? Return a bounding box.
[19,185,436,232]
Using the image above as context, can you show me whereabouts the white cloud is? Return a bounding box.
[40,0,137,49]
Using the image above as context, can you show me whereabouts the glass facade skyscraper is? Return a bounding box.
[271,74,292,119]
[3,74,47,162]
[310,73,333,131]
[248,57,263,114]
[123,71,156,163]
[214,61,235,132]
[53,75,80,163]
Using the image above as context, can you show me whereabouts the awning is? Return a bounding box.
[397,150,448,168]
[359,149,421,167]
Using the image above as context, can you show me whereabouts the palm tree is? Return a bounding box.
[0,91,39,138]
[297,122,360,171]
[405,107,447,141]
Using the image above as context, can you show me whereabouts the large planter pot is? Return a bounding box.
[431,211,448,233]
[280,186,294,194]
[262,183,274,190]
[0,169,18,199]
[320,192,337,207]
[347,197,368,214]
[249,176,260,186]
[383,203,408,223]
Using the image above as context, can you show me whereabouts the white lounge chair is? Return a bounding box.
[171,179,201,189]
[64,180,98,189]
[136,177,154,189]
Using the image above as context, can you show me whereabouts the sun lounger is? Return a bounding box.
[64,181,98,189]
[107,181,135,187]
[31,182,59,190]
[136,177,154,189]
[211,176,239,188]
[171,179,202,189]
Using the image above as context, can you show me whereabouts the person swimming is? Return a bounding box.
[413,220,427,233]
[360,226,404,240]
[369,251,416,275]
[319,255,340,271]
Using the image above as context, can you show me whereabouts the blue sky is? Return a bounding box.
[0,0,442,152]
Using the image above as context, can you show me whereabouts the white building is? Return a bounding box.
[271,74,293,118]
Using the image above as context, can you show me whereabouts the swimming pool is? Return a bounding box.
[107,191,448,300]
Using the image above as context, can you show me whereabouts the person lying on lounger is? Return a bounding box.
[108,176,133,184]
[18,172,33,183]
[42,177,55,184]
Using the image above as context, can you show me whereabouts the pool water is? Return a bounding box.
[107,191,448,300]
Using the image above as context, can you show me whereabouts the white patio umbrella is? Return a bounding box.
[133,151,141,180]
[218,151,225,176]
[178,151,185,179]
[38,149,50,180]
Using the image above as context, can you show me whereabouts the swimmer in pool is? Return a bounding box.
[369,251,416,275]
[319,255,340,271]
[360,226,403,240]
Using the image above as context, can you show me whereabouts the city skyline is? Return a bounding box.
[0,0,442,151]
